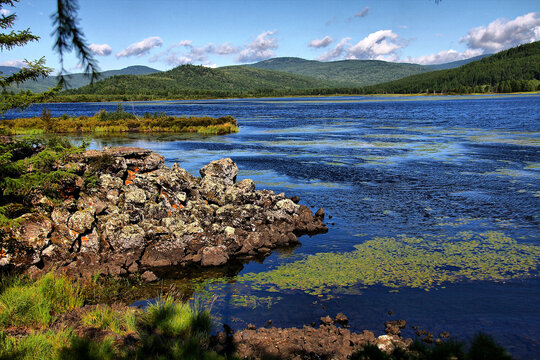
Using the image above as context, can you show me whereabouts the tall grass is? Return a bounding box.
[0,272,83,327]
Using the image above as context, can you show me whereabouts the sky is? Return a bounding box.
[1,0,539,73]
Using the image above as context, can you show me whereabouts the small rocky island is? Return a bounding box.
[1,147,327,280]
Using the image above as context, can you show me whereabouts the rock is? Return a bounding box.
[275,199,298,214]
[315,207,325,219]
[12,214,53,250]
[320,315,334,325]
[124,187,147,205]
[80,228,100,253]
[141,270,158,283]
[201,245,229,266]
[290,195,300,204]
[335,313,349,326]
[68,209,95,234]
[109,225,145,251]
[199,158,238,186]
[440,331,450,339]
[5,148,328,278]
[377,334,398,353]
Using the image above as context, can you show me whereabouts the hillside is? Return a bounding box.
[362,42,540,94]
[3,65,160,93]
[66,64,329,98]
[424,54,491,70]
[244,57,430,86]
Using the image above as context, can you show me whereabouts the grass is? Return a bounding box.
[81,305,137,336]
[0,106,239,135]
[0,272,223,360]
[0,272,83,328]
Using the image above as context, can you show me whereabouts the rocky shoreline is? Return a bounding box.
[1,146,327,280]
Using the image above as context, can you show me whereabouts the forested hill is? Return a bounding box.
[3,65,160,93]
[65,64,329,98]
[244,57,431,86]
[362,42,540,94]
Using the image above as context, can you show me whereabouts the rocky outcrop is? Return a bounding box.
[1,147,327,279]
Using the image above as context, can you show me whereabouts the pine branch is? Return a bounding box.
[51,0,100,85]
[0,29,39,50]
[0,58,52,87]
[0,85,61,114]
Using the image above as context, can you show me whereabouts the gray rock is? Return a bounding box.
[199,158,238,186]
[68,209,95,234]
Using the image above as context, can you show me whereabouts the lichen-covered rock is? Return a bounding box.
[68,209,95,234]
[2,147,327,278]
[200,158,238,186]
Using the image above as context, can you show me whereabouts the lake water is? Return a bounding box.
[6,95,540,358]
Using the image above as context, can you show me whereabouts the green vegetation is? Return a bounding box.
[361,41,540,94]
[0,105,238,135]
[246,57,432,87]
[0,136,85,228]
[2,65,160,93]
[240,231,540,295]
[351,333,512,360]
[0,273,223,360]
[62,64,329,100]
[0,272,83,327]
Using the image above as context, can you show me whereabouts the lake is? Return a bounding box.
[6,94,540,358]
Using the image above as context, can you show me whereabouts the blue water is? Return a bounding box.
[5,94,540,358]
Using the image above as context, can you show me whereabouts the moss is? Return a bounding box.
[240,231,540,295]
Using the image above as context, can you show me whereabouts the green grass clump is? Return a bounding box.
[135,296,220,360]
[81,305,137,336]
[0,329,74,360]
[0,272,83,328]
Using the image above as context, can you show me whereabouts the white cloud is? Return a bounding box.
[89,43,112,56]
[1,59,26,68]
[317,37,351,61]
[347,30,402,59]
[461,12,540,53]
[1,9,10,16]
[168,40,193,50]
[309,36,333,48]
[116,36,163,58]
[354,7,369,18]
[215,43,240,55]
[406,48,483,65]
[235,30,278,63]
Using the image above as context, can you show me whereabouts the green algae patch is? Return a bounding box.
[239,232,540,295]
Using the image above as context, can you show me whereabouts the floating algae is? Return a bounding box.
[239,232,540,295]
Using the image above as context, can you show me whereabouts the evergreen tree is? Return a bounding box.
[0,0,99,113]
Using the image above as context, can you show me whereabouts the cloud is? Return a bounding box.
[325,16,338,26]
[460,12,540,53]
[89,43,112,56]
[1,9,10,16]
[215,43,240,55]
[168,40,193,50]
[116,36,163,58]
[406,48,483,65]
[354,7,369,18]
[235,30,278,63]
[0,59,26,68]
[309,36,333,48]
[317,37,351,61]
[347,30,403,59]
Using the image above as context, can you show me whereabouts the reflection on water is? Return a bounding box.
[6,94,540,358]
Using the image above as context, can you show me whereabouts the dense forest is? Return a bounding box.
[360,41,540,94]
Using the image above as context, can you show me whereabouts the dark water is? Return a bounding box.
[6,95,540,358]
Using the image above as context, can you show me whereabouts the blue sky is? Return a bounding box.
[1,0,539,72]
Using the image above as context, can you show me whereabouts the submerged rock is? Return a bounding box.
[2,147,327,278]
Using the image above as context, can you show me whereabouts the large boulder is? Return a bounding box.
[200,158,238,186]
